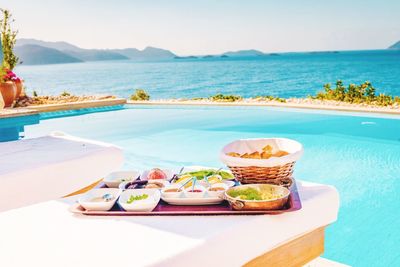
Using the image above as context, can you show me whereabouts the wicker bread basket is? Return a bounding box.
[220,138,303,186]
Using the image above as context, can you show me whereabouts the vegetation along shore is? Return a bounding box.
[127,81,400,114]
[5,81,400,116]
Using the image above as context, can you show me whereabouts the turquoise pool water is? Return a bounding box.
[24,105,400,266]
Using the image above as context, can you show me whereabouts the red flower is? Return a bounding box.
[2,68,21,82]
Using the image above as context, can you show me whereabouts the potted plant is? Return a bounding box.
[0,67,16,107]
[1,9,22,99]
[4,68,22,96]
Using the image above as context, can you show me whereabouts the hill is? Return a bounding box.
[113,47,176,61]
[16,39,176,63]
[17,38,82,52]
[223,49,265,57]
[388,41,400,49]
[17,39,129,61]
[65,49,129,61]
[14,45,82,65]
[14,39,276,65]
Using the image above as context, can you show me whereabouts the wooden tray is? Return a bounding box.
[70,182,302,216]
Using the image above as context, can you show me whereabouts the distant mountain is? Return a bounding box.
[16,39,129,62]
[174,56,198,60]
[65,49,129,61]
[15,45,82,65]
[16,39,177,63]
[17,38,82,52]
[223,49,265,57]
[14,38,275,65]
[388,41,400,49]
[112,46,176,61]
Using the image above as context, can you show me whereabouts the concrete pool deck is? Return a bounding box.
[1,97,400,119]
[0,98,126,119]
[128,99,400,116]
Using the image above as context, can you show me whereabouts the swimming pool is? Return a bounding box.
[24,105,400,266]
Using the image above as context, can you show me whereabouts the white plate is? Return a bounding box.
[161,195,224,205]
[103,170,140,188]
[140,169,174,181]
[78,188,121,211]
[118,189,160,212]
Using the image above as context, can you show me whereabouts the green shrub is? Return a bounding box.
[60,90,71,97]
[252,95,286,103]
[130,89,150,101]
[375,93,393,106]
[210,93,242,102]
[32,90,38,97]
[312,80,397,106]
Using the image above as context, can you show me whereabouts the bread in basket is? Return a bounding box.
[220,138,303,186]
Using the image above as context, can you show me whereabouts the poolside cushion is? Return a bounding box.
[0,133,123,212]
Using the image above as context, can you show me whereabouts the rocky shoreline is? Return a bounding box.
[15,94,116,107]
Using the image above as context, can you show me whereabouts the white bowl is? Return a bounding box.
[119,180,170,190]
[223,180,236,188]
[78,188,121,211]
[140,169,174,181]
[103,170,140,188]
[184,185,206,198]
[207,183,229,198]
[118,189,160,212]
[161,185,184,198]
[145,180,170,189]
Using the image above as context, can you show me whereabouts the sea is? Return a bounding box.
[14,49,400,99]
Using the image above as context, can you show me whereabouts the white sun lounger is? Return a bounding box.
[0,133,123,212]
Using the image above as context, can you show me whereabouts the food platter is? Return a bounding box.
[69,180,302,216]
[70,138,305,217]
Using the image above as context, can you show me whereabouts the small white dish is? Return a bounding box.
[184,185,206,198]
[161,196,224,205]
[103,170,140,188]
[207,183,229,198]
[119,180,170,190]
[145,180,170,189]
[78,188,121,211]
[197,179,235,189]
[140,168,174,181]
[223,180,236,188]
[118,189,160,212]
[161,185,184,198]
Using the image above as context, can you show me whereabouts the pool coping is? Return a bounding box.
[127,100,400,116]
[0,108,39,119]
[0,98,126,119]
[2,97,400,119]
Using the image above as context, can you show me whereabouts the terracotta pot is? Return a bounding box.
[0,81,17,107]
[0,94,4,109]
[14,80,24,98]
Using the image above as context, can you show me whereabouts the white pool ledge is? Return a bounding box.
[0,179,339,267]
[0,133,123,212]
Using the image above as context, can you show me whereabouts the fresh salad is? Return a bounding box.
[126,194,149,204]
[178,169,234,180]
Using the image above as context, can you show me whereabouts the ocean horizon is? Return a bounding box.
[15,49,400,99]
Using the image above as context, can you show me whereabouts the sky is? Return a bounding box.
[1,0,399,55]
